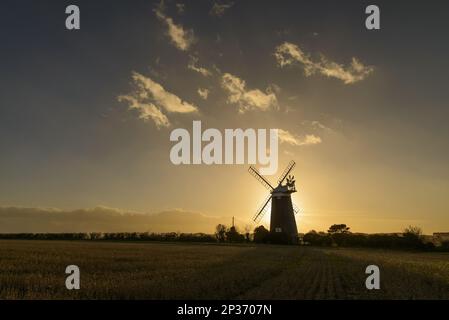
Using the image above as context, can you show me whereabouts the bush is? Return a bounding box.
[440,241,449,251]
[226,227,245,243]
[303,231,332,246]
[253,226,270,243]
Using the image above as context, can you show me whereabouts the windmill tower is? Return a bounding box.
[248,161,300,243]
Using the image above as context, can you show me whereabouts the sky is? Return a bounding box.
[1,0,449,234]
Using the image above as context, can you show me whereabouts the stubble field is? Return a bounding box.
[0,240,448,299]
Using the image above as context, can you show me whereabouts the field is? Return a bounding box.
[1,240,449,299]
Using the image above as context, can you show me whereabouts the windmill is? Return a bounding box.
[248,160,299,243]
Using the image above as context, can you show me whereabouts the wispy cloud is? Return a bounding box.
[278,129,322,146]
[210,2,234,17]
[275,42,373,84]
[176,3,185,15]
[118,95,170,128]
[301,120,334,133]
[198,88,209,100]
[118,72,198,128]
[188,55,212,76]
[155,7,195,51]
[221,73,278,113]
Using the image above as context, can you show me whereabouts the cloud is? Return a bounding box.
[118,95,170,128]
[299,134,322,146]
[309,120,330,131]
[176,3,185,15]
[301,120,334,133]
[210,2,234,17]
[198,88,209,100]
[278,129,322,146]
[188,56,212,76]
[274,42,373,84]
[221,73,279,113]
[0,206,228,233]
[155,8,195,51]
[118,72,198,128]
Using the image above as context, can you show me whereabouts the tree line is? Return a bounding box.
[0,232,216,242]
[303,224,449,251]
[0,225,268,244]
[0,224,447,251]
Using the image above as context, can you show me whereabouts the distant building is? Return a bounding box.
[433,232,449,245]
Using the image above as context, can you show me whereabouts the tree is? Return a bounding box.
[403,225,422,237]
[253,225,270,243]
[303,230,331,246]
[327,224,351,247]
[226,226,245,243]
[244,225,252,242]
[215,224,227,242]
[402,225,424,249]
[328,224,350,234]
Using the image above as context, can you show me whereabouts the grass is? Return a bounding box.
[0,240,449,299]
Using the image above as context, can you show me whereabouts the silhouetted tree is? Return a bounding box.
[215,224,227,242]
[244,225,251,242]
[89,232,103,240]
[403,225,422,237]
[328,224,350,234]
[303,230,332,246]
[253,225,270,243]
[402,225,424,249]
[226,226,245,243]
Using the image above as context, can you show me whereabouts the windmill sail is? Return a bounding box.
[253,195,271,223]
[248,166,274,191]
[277,160,296,185]
[293,203,301,215]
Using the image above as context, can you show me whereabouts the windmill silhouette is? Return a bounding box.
[248,160,300,243]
